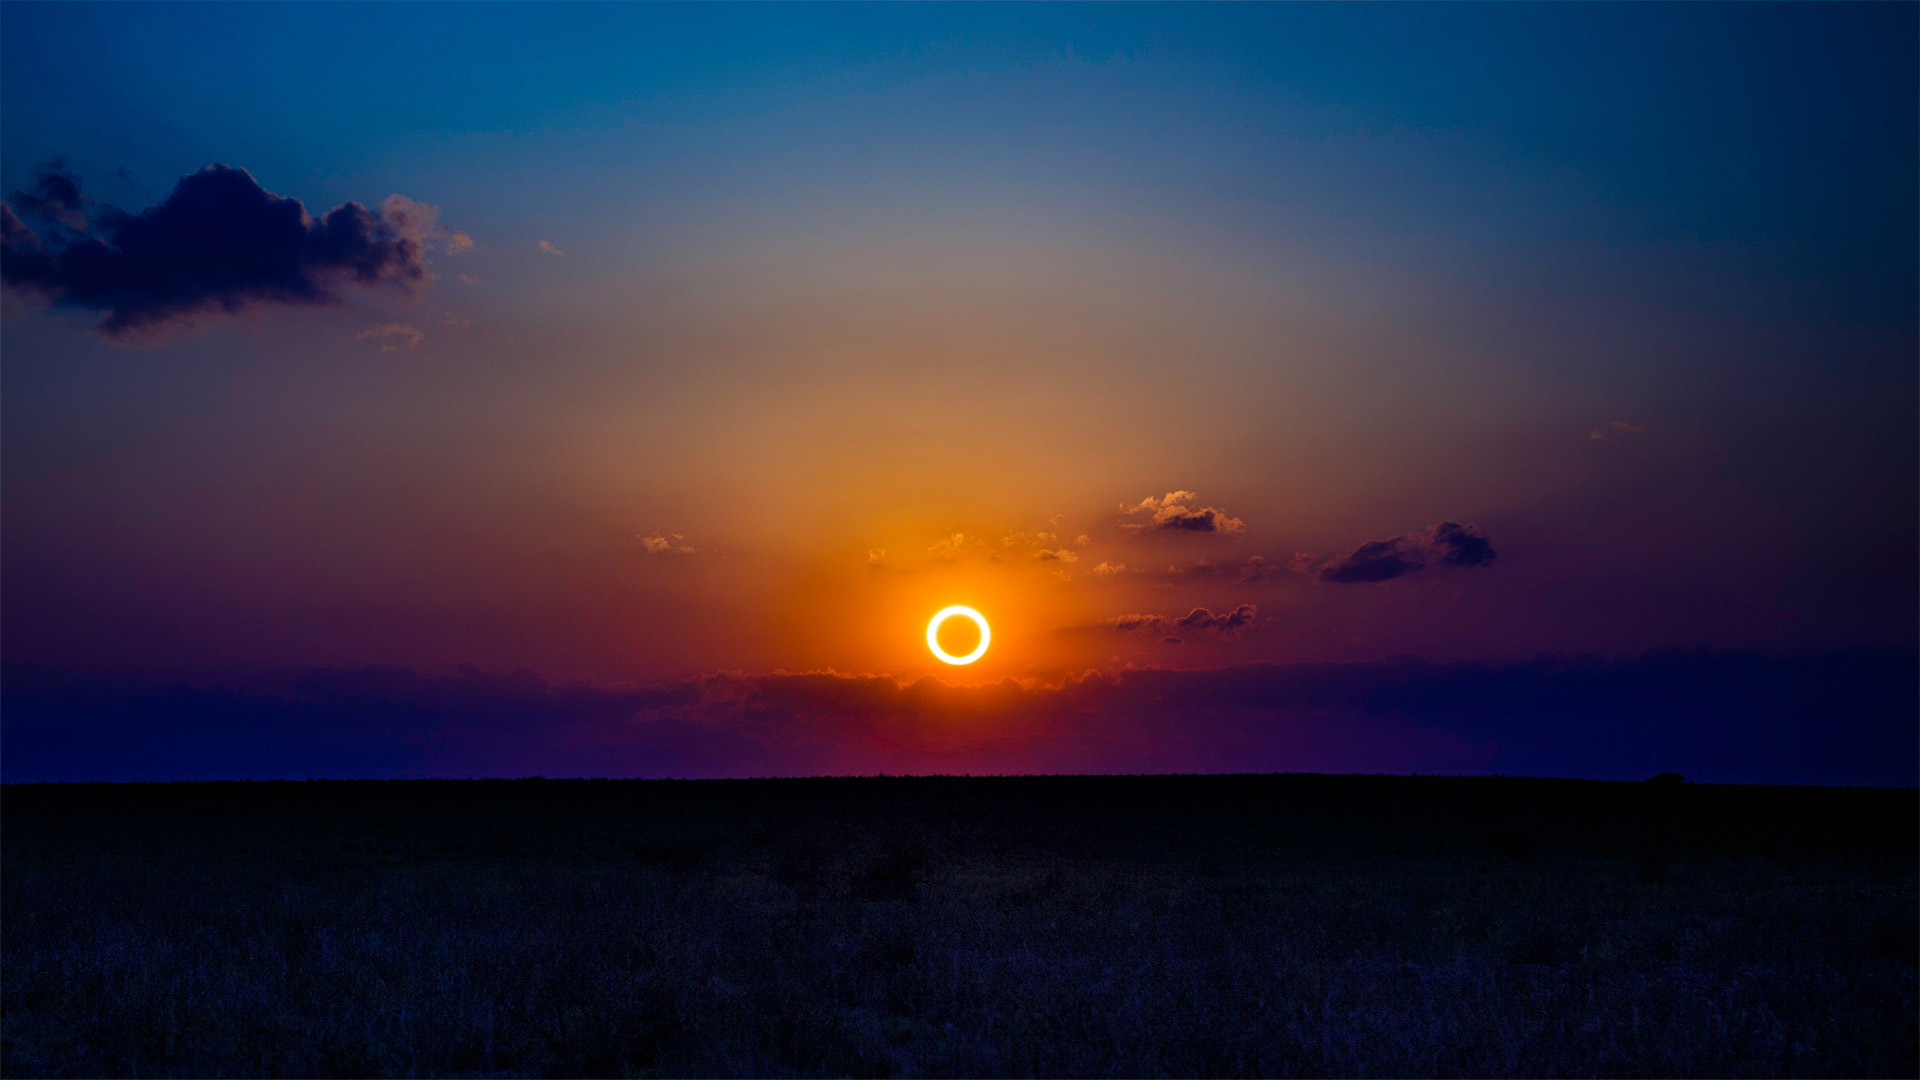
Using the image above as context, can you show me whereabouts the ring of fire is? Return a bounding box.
[926,605,991,666]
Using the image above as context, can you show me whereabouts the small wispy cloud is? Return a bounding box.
[640,533,695,555]
[1234,556,1285,584]
[356,322,425,352]
[927,533,967,560]
[538,240,563,256]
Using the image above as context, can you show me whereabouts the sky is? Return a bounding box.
[3,3,1915,784]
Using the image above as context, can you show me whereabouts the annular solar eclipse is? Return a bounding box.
[926,606,990,665]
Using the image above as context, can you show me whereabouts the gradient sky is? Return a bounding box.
[3,3,1914,782]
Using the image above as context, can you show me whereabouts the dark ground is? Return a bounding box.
[2,774,1914,1077]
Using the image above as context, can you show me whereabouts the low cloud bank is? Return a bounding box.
[4,649,1911,786]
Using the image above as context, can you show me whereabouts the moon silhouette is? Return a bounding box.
[926,606,991,665]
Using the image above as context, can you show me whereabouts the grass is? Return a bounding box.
[3,774,1914,1077]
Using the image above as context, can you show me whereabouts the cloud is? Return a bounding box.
[356,322,425,352]
[1175,603,1259,635]
[8,159,89,229]
[1427,521,1496,568]
[1003,529,1069,549]
[989,531,1089,570]
[1316,538,1423,584]
[1122,491,1198,515]
[1235,556,1285,584]
[640,534,695,554]
[538,240,563,256]
[1083,603,1261,640]
[1164,560,1228,579]
[371,194,450,249]
[1307,522,1497,584]
[1168,557,1296,584]
[1155,505,1245,533]
[1122,491,1244,534]
[9,648,1908,785]
[1094,613,1169,634]
[443,233,474,255]
[1091,561,1132,576]
[927,533,967,560]
[1,163,445,340]
[867,548,887,567]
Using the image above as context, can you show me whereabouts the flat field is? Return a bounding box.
[3,774,1914,1077]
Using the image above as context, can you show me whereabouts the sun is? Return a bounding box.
[926,605,991,665]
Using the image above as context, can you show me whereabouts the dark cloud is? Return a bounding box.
[1318,537,1424,584]
[1176,603,1259,635]
[1084,604,1260,640]
[2,163,442,338]
[4,648,1912,785]
[1310,522,1497,584]
[8,160,89,229]
[1098,613,1168,634]
[1428,521,1496,568]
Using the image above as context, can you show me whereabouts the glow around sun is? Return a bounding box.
[926,605,991,665]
